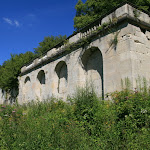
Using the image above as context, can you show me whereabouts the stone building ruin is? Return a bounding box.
[1,2,150,104]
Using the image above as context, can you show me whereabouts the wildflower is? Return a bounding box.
[141,109,147,114]
[22,113,26,115]
[135,91,138,94]
[1,106,6,108]
[125,96,129,100]
[125,115,128,118]
[134,88,138,94]
[84,114,87,118]
[129,114,133,118]
[106,104,109,108]
[12,111,16,113]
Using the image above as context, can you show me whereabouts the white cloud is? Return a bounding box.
[3,17,13,25]
[14,20,20,27]
[3,17,20,27]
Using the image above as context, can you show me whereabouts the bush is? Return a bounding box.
[0,87,150,149]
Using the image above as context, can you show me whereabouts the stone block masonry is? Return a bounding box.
[14,2,150,104]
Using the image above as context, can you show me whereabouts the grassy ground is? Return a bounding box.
[0,87,150,149]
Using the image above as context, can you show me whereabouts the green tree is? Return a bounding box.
[34,35,67,56]
[74,0,150,30]
[0,52,35,91]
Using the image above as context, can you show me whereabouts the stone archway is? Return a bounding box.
[23,76,32,102]
[35,70,46,100]
[55,61,68,95]
[37,70,46,84]
[81,47,104,97]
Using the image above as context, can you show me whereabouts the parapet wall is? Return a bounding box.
[13,3,150,104]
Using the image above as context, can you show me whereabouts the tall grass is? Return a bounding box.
[0,85,150,149]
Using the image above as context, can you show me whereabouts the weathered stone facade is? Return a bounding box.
[0,88,17,104]
[14,3,150,104]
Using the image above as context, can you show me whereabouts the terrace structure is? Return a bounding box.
[18,2,150,104]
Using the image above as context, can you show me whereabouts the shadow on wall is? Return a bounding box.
[81,47,104,98]
[55,61,68,95]
[37,70,46,84]
[0,88,18,104]
[23,76,32,102]
[24,76,31,84]
[35,70,46,100]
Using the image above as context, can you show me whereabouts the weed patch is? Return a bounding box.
[0,87,150,149]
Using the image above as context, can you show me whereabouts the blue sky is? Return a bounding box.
[0,0,86,65]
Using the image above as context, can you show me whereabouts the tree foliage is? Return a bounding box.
[0,52,35,91]
[34,35,67,55]
[74,0,150,30]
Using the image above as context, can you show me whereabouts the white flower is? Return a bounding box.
[141,109,147,114]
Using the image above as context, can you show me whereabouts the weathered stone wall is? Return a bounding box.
[128,27,150,88]
[0,89,6,104]
[17,3,150,104]
[0,88,17,104]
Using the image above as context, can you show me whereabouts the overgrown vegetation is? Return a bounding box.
[74,0,150,30]
[133,9,141,18]
[34,35,67,56]
[0,86,150,149]
[0,52,35,91]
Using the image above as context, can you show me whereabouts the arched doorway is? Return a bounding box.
[35,70,46,100]
[23,76,32,102]
[81,47,104,97]
[55,61,68,95]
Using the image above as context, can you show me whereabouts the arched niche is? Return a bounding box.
[37,70,46,84]
[55,61,68,94]
[81,47,104,98]
[24,76,31,84]
[35,70,46,101]
[23,76,31,102]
